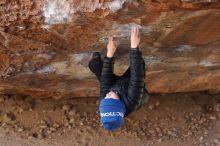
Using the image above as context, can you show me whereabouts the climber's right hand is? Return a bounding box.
[131,26,140,49]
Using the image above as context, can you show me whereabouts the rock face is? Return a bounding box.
[0,0,220,99]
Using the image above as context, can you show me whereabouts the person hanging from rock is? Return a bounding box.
[88,26,149,131]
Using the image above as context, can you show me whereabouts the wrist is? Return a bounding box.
[131,45,138,48]
[107,52,114,58]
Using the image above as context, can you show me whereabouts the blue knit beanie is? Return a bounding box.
[99,98,126,131]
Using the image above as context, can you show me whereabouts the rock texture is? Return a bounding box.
[0,0,220,99]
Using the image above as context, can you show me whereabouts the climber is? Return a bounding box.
[88,26,149,131]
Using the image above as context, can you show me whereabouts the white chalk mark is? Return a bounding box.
[43,0,128,24]
[175,45,194,52]
[36,65,56,74]
[199,61,218,67]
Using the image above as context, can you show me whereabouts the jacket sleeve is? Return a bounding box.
[127,48,145,109]
[100,56,115,99]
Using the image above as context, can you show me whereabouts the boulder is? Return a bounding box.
[0,0,220,99]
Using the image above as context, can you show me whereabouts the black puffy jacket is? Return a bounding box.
[100,48,149,116]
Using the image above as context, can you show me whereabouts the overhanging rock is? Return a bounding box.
[0,0,220,99]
